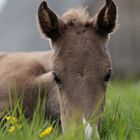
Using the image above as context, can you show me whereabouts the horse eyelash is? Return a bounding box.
[52,72,62,85]
[104,69,112,82]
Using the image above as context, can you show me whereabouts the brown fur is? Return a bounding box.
[38,0,117,132]
[0,0,117,136]
[0,52,59,120]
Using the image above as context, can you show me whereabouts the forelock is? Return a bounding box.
[62,7,92,25]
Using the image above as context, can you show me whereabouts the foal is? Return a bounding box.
[38,0,117,134]
[0,0,117,138]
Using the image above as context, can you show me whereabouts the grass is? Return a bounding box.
[100,80,140,140]
[0,80,140,140]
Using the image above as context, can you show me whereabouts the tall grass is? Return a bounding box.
[0,80,140,140]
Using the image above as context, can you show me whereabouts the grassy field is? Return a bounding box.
[0,80,140,140]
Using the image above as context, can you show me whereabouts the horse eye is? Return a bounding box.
[104,69,112,82]
[52,72,62,85]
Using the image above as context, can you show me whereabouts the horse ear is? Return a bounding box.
[38,1,64,40]
[96,0,117,34]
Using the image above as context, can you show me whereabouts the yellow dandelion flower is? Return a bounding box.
[5,115,22,134]
[5,116,18,125]
[7,124,22,133]
[7,126,16,133]
[39,126,53,138]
